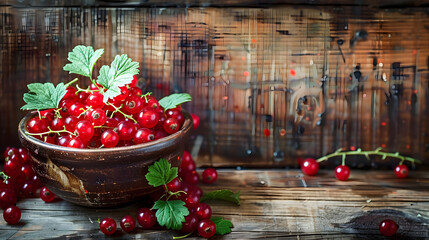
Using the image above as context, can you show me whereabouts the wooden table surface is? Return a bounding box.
[1,169,429,239]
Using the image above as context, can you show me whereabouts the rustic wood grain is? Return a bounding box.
[0,170,428,239]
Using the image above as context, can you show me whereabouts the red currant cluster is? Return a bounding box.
[299,147,417,181]
[99,151,218,238]
[1,147,59,224]
[26,76,198,149]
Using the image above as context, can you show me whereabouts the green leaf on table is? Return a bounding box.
[63,45,104,78]
[159,93,192,111]
[201,189,241,205]
[153,200,189,230]
[96,54,139,102]
[21,82,67,111]
[145,158,178,188]
[211,216,233,235]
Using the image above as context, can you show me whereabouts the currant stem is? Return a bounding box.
[140,92,152,103]
[75,84,92,94]
[173,232,193,239]
[65,78,79,87]
[0,172,10,181]
[107,103,137,123]
[316,148,421,164]
[26,126,75,137]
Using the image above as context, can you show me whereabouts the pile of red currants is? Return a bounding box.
[1,147,58,224]
[99,151,219,238]
[25,76,199,149]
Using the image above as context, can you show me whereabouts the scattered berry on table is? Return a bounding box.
[335,165,351,181]
[379,219,398,236]
[99,217,117,236]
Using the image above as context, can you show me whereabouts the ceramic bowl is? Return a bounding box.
[18,111,193,207]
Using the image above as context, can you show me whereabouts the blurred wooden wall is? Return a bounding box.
[0,6,428,167]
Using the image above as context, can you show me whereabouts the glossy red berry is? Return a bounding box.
[133,128,154,144]
[64,116,79,132]
[67,137,86,149]
[180,152,196,173]
[0,188,17,209]
[300,158,319,176]
[335,165,351,181]
[74,120,94,143]
[40,187,56,203]
[117,121,137,141]
[164,118,180,134]
[27,117,49,134]
[21,165,35,180]
[181,213,198,233]
[165,177,182,193]
[120,215,136,233]
[87,108,107,126]
[100,217,117,236]
[202,168,218,184]
[191,113,200,130]
[183,170,199,185]
[124,95,144,114]
[101,129,119,148]
[137,208,156,229]
[137,109,159,129]
[195,202,212,220]
[21,181,37,197]
[85,92,105,108]
[184,192,201,210]
[379,219,398,236]
[3,206,21,224]
[394,164,409,178]
[68,102,85,117]
[197,219,216,238]
[63,86,78,100]
[50,118,65,131]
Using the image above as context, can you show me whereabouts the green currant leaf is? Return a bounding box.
[200,189,241,206]
[158,93,192,111]
[96,54,139,102]
[21,82,67,111]
[63,45,104,78]
[153,200,189,230]
[211,217,233,235]
[145,158,178,188]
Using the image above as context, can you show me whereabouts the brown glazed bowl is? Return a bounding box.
[18,111,193,208]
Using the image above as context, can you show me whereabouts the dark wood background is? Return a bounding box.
[1,2,428,167]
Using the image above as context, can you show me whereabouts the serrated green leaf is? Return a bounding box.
[153,200,189,230]
[159,93,192,111]
[201,190,240,205]
[63,45,104,78]
[21,82,67,111]
[96,54,139,102]
[211,217,233,235]
[145,158,178,188]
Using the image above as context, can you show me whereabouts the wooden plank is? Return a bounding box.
[0,170,428,239]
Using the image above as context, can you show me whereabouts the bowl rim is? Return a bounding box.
[18,110,193,154]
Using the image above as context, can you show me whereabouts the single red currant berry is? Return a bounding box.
[128,86,143,96]
[40,109,54,122]
[56,135,72,147]
[32,175,43,189]
[183,170,199,185]
[124,95,144,114]
[300,158,319,176]
[77,91,89,103]
[63,86,78,100]
[379,219,398,236]
[137,208,157,229]
[100,217,117,236]
[68,102,85,117]
[335,165,351,181]
[120,215,136,233]
[27,116,49,134]
[180,152,196,173]
[40,187,56,203]
[67,137,86,149]
[195,202,212,220]
[164,118,180,135]
[181,213,198,233]
[0,188,17,209]
[21,181,37,197]
[145,96,159,109]
[184,192,201,210]
[50,118,65,131]
[87,108,107,126]
[3,158,23,179]
[137,108,159,129]
[202,168,218,184]
[117,121,138,141]
[394,164,409,178]
[165,177,182,193]
[74,120,95,143]
[21,165,35,181]
[197,219,216,238]
[101,129,119,148]
[64,116,79,132]
[85,92,105,109]
[133,128,155,144]
[190,113,200,130]
[3,206,21,225]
